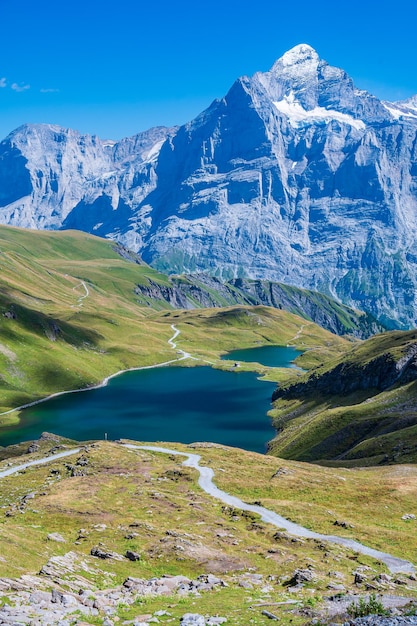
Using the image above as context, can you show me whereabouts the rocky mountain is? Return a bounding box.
[0,123,175,238]
[1,44,417,328]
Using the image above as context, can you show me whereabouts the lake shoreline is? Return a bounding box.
[0,328,301,452]
[0,324,188,421]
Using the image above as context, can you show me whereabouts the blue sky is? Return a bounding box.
[1,0,416,140]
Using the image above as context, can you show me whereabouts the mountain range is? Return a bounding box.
[1,44,417,328]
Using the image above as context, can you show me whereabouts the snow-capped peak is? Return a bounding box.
[267,44,321,102]
[280,43,319,67]
[270,43,320,75]
[260,44,323,110]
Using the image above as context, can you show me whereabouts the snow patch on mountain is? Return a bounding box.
[383,102,417,120]
[273,92,366,129]
[273,43,320,73]
[397,95,417,111]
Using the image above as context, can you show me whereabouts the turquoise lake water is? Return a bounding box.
[0,345,300,453]
[221,344,301,368]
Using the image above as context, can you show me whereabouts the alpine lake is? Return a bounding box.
[1,345,301,453]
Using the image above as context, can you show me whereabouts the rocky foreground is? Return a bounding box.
[0,569,229,625]
[0,572,417,626]
[0,564,417,625]
[0,437,416,625]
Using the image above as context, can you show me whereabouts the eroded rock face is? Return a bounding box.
[273,341,417,401]
[1,44,417,327]
[0,123,173,240]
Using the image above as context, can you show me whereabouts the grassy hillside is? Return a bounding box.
[0,225,348,434]
[156,306,349,376]
[0,227,174,415]
[135,273,383,338]
[0,436,415,625]
[269,330,417,465]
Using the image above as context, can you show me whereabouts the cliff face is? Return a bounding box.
[132,45,417,328]
[273,341,417,401]
[228,279,383,338]
[0,124,173,241]
[1,45,417,327]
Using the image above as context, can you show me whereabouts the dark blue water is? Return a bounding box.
[0,366,277,453]
[221,344,301,368]
[0,344,301,453]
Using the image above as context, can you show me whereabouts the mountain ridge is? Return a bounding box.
[1,45,417,327]
[134,272,383,338]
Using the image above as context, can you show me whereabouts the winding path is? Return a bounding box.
[0,448,81,478]
[71,280,90,308]
[1,327,414,576]
[167,325,193,359]
[0,325,190,418]
[287,323,307,346]
[0,442,414,575]
[125,444,415,575]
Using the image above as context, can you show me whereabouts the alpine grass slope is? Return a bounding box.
[0,438,416,625]
[270,329,417,465]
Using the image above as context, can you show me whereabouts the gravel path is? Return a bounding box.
[127,445,416,575]
[0,448,81,478]
[1,324,415,577]
[71,280,90,307]
[2,442,414,575]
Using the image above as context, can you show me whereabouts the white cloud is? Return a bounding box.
[40,88,60,93]
[11,82,30,92]
[0,77,6,88]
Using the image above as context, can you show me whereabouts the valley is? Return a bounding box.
[1,225,416,466]
[0,224,415,624]
[0,40,417,624]
[0,225,348,437]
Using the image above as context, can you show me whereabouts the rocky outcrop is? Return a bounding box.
[273,340,417,401]
[269,331,417,463]
[0,566,228,625]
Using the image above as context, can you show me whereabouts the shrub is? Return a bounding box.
[347,593,388,618]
